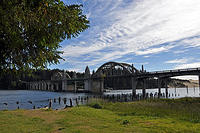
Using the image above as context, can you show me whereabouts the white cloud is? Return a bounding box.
[135,45,174,55]
[61,0,200,71]
[174,62,200,69]
[173,49,188,54]
[165,58,189,64]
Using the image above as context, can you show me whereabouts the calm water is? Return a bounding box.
[0,87,200,110]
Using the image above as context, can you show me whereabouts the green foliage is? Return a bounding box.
[0,0,89,72]
[1,98,200,132]
[122,120,129,125]
[90,103,102,109]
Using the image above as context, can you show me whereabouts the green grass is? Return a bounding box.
[0,97,200,133]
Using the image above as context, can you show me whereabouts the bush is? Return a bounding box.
[122,120,129,125]
[91,103,102,109]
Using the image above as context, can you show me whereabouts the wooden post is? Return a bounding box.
[81,97,83,103]
[175,86,176,94]
[75,98,79,106]
[186,86,188,94]
[58,97,61,105]
[64,98,67,104]
[49,99,52,109]
[16,101,19,109]
[70,99,73,107]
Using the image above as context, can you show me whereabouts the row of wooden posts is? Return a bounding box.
[3,91,199,110]
[2,86,200,110]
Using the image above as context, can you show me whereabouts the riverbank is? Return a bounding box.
[0,97,200,133]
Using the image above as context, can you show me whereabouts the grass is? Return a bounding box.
[0,97,200,133]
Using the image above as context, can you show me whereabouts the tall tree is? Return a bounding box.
[0,0,89,72]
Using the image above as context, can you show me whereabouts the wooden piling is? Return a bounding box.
[75,98,79,106]
[70,99,73,107]
[63,98,67,104]
[58,97,61,105]
[49,99,52,109]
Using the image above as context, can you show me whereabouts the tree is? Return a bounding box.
[0,0,89,72]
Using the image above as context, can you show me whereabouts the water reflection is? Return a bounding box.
[104,87,200,98]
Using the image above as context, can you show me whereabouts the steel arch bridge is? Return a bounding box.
[94,61,139,76]
[88,61,200,94]
[92,62,141,90]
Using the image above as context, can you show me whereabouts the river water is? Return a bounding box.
[0,87,200,110]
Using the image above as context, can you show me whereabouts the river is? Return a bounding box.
[0,87,199,110]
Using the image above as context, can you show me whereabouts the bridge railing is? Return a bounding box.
[147,67,200,74]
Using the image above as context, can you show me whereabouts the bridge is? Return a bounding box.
[27,61,200,98]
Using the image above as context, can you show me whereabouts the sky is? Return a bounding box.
[49,0,200,80]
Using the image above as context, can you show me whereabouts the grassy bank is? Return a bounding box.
[0,97,200,133]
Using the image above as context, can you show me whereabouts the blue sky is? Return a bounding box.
[49,0,200,79]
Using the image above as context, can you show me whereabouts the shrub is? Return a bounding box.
[122,120,129,125]
[91,103,102,109]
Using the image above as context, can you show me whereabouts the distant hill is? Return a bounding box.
[168,79,199,88]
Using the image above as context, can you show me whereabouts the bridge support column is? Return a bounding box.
[74,81,77,93]
[100,78,104,93]
[142,79,146,99]
[158,78,161,98]
[39,82,41,90]
[62,80,67,91]
[84,78,91,92]
[84,66,91,92]
[56,83,59,91]
[131,77,137,99]
[199,75,200,91]
[44,82,46,91]
[49,83,52,91]
[46,82,50,91]
[90,78,104,93]
[165,79,168,98]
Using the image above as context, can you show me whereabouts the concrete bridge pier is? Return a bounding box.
[73,72,77,93]
[142,79,146,99]
[44,82,46,90]
[90,78,104,93]
[55,83,59,91]
[165,79,168,98]
[199,75,200,91]
[62,80,68,91]
[50,83,53,91]
[158,78,161,98]
[84,66,92,92]
[46,82,50,91]
[74,81,77,93]
[84,79,91,92]
[39,82,42,90]
[131,77,138,99]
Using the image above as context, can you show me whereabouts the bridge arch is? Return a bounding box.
[51,71,71,80]
[91,62,140,90]
[95,61,139,76]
